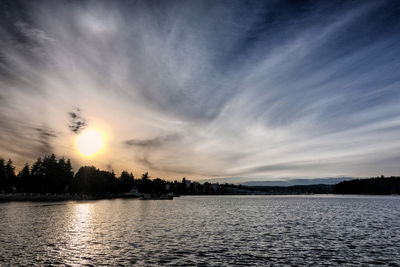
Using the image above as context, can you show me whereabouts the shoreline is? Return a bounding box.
[2,192,398,202]
[0,192,178,202]
[0,193,141,202]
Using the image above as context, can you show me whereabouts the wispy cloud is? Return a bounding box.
[0,1,399,179]
[124,134,181,148]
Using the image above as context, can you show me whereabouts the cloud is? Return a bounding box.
[0,115,58,166]
[0,1,399,179]
[68,109,87,134]
[34,127,57,156]
[15,21,54,43]
[124,134,182,148]
[124,134,184,174]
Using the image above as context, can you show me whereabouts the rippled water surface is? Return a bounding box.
[1,195,400,266]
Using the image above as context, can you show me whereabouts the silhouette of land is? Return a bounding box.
[333,176,400,195]
[0,154,257,201]
[1,155,399,201]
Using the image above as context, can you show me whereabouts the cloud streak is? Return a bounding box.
[0,0,399,179]
[124,134,181,148]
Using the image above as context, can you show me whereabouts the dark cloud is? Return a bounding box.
[124,134,181,148]
[136,156,153,169]
[0,116,57,166]
[68,108,87,134]
[124,134,207,176]
[136,155,220,177]
[34,127,57,138]
[34,126,57,156]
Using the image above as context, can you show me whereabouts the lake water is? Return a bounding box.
[0,195,399,266]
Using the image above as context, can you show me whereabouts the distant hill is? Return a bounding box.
[199,177,265,184]
[243,177,355,187]
[252,184,334,195]
[200,177,355,186]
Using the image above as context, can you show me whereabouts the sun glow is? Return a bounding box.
[76,129,104,157]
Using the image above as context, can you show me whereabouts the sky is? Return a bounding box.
[0,0,400,181]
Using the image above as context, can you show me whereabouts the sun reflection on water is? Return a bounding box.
[64,203,95,265]
[75,203,91,223]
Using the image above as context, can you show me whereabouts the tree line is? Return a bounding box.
[6,154,397,196]
[0,154,236,196]
[333,175,400,195]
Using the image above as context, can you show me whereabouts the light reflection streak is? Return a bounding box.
[64,203,94,265]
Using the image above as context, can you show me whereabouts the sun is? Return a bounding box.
[76,129,104,157]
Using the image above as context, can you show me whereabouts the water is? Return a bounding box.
[0,195,400,266]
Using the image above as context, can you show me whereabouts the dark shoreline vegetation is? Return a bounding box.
[333,176,400,195]
[1,154,400,201]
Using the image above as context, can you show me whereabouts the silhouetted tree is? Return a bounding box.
[57,158,74,193]
[333,176,400,195]
[26,155,74,193]
[31,157,44,193]
[17,163,31,192]
[138,172,152,193]
[152,178,166,194]
[74,166,118,195]
[0,159,16,193]
[0,154,269,197]
[119,171,134,193]
[41,154,59,193]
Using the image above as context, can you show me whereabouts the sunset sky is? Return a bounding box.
[0,0,400,181]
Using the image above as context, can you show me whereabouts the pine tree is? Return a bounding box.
[17,163,31,192]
